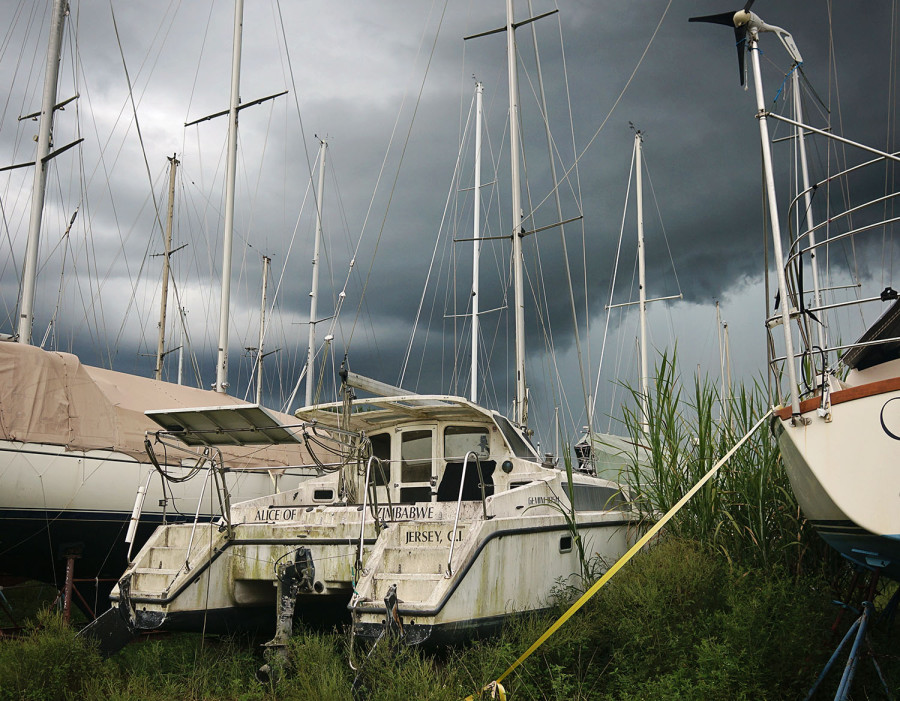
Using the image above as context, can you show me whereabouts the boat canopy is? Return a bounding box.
[295,395,496,433]
[0,340,311,467]
[296,395,540,461]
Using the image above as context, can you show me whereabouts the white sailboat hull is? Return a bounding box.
[773,378,900,579]
[0,438,290,589]
[351,511,632,644]
[0,342,314,593]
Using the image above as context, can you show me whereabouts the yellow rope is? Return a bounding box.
[466,409,772,699]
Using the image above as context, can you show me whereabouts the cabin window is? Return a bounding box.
[559,535,573,553]
[443,426,490,460]
[437,426,495,502]
[313,489,334,502]
[493,415,537,460]
[369,433,391,486]
[563,483,626,511]
[398,429,434,503]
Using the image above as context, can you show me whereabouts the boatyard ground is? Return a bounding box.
[2,537,897,700]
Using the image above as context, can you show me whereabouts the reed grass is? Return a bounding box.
[618,351,834,575]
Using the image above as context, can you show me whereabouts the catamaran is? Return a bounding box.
[97,0,637,656]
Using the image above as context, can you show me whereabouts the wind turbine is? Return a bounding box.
[689,1,802,86]
[689,2,805,417]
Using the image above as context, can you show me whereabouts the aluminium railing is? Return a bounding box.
[446,451,489,576]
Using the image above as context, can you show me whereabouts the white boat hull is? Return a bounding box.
[773,378,900,579]
[351,512,631,644]
[0,439,288,589]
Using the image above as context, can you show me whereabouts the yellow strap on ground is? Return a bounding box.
[466,409,772,698]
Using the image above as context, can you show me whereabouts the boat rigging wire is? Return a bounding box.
[525,0,592,441]
[343,0,451,355]
[108,2,177,360]
[591,150,635,426]
[399,89,478,387]
[527,0,673,219]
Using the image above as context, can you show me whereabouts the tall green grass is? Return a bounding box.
[619,351,834,575]
[3,539,873,700]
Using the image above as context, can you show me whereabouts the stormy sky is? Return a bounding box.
[1,0,897,448]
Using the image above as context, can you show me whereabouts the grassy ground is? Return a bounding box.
[1,539,897,700]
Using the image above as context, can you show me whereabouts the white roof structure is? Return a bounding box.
[295,395,496,433]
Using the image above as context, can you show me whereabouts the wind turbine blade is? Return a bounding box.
[688,11,737,27]
[734,25,748,85]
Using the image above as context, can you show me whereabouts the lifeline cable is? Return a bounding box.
[467,407,773,699]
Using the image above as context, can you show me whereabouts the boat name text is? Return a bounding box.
[377,505,436,521]
[404,529,464,545]
[527,495,560,506]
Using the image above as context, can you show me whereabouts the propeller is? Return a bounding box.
[690,2,803,87]
[689,1,757,86]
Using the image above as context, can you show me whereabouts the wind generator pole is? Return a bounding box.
[635,131,649,433]
[214,0,244,393]
[506,0,527,427]
[306,139,327,407]
[792,67,826,352]
[17,0,67,345]
[471,82,483,403]
[749,35,801,418]
[155,154,179,381]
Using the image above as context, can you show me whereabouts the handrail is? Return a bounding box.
[357,455,384,573]
[184,464,212,572]
[767,332,900,364]
[446,451,489,576]
[375,456,393,526]
[209,447,233,538]
[125,470,154,561]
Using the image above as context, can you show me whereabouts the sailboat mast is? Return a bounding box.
[749,36,800,418]
[471,82,483,404]
[177,307,185,385]
[716,301,725,419]
[17,0,68,346]
[306,139,327,407]
[635,131,649,431]
[257,255,270,405]
[214,0,244,393]
[506,0,527,427]
[155,155,179,381]
[792,67,826,352]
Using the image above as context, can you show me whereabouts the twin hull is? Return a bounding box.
[113,485,633,642]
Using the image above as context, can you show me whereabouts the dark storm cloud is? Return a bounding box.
[1,0,896,440]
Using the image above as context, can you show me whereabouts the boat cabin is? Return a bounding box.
[295,395,544,507]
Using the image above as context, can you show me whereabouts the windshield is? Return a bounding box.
[492,414,538,460]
